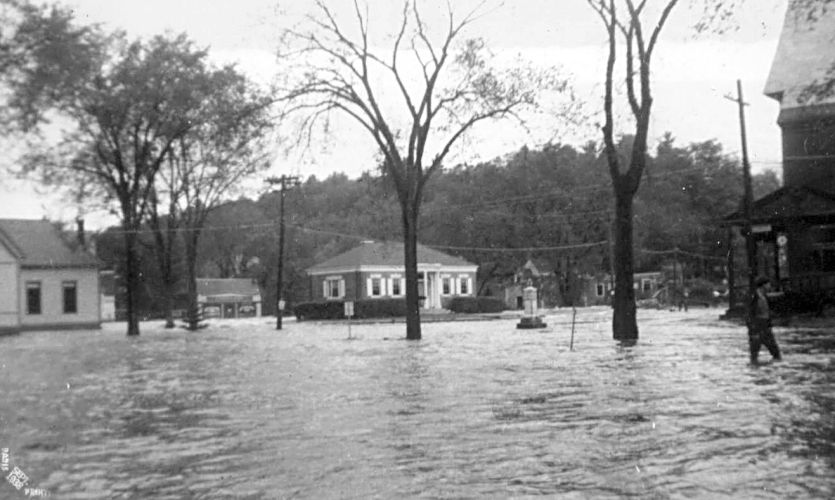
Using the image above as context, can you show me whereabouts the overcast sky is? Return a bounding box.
[1,0,792,227]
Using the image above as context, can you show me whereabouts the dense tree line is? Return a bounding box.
[91,135,779,319]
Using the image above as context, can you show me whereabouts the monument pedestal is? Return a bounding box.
[516,285,547,329]
[517,315,547,329]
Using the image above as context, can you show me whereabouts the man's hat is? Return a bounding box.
[755,276,770,287]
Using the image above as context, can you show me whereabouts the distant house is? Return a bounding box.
[306,240,477,310]
[504,259,560,309]
[0,219,101,333]
[579,271,663,307]
[196,278,262,319]
[722,4,835,310]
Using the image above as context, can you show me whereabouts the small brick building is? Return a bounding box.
[306,240,477,310]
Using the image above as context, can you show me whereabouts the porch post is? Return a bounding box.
[435,270,441,309]
[772,232,781,284]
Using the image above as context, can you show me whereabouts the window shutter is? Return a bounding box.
[367,278,373,297]
[322,279,328,298]
[400,278,405,296]
[467,278,473,295]
[338,279,345,298]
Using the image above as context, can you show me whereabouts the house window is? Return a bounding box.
[596,283,605,297]
[442,276,452,295]
[459,275,470,295]
[391,277,402,296]
[63,281,78,314]
[324,277,343,299]
[370,276,383,297]
[26,281,41,315]
[642,279,652,293]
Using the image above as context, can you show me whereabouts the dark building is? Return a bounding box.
[723,3,835,311]
[764,3,835,193]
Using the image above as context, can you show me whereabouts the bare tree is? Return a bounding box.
[281,0,570,340]
[153,65,274,331]
[585,0,682,340]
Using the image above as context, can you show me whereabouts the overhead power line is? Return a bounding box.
[638,247,725,262]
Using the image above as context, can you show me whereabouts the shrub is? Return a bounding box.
[445,296,505,314]
[294,301,345,321]
[354,298,408,319]
[294,298,408,320]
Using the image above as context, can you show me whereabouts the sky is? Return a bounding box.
[0,0,793,228]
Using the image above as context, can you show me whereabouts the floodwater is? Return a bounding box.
[0,308,833,499]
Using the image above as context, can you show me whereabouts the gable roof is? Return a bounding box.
[764,3,835,109]
[196,278,261,297]
[307,240,475,273]
[519,258,555,277]
[721,186,835,225]
[0,219,99,268]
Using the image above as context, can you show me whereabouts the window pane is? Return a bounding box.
[372,278,380,296]
[328,279,340,298]
[63,281,78,314]
[26,282,41,315]
[392,279,400,296]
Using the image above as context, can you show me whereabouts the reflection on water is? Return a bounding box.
[0,308,833,498]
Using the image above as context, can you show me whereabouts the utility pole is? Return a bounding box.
[266,175,300,330]
[725,79,757,341]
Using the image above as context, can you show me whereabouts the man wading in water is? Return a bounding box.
[748,276,782,364]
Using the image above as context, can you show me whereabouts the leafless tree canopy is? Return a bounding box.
[280,0,569,193]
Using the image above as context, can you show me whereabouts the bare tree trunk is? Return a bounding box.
[162,287,175,328]
[161,221,178,328]
[152,221,178,329]
[123,228,140,336]
[612,189,638,340]
[185,229,202,330]
[403,204,421,341]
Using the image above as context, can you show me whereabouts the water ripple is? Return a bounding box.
[0,309,833,498]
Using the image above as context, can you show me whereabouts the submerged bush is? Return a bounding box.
[294,298,407,320]
[444,296,505,314]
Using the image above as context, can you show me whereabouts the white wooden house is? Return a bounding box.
[0,219,101,334]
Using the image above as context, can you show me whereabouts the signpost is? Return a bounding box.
[344,301,354,339]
